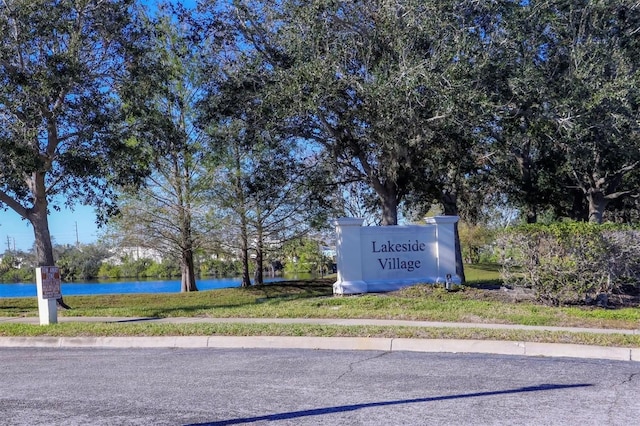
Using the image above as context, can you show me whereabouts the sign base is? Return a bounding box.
[37,298,58,325]
[36,266,61,325]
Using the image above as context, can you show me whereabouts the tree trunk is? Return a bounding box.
[174,150,198,292]
[569,189,588,221]
[240,250,251,287]
[441,190,466,283]
[240,216,252,287]
[254,222,264,285]
[27,204,55,267]
[378,184,399,225]
[514,140,538,224]
[525,208,537,224]
[232,144,252,288]
[254,248,263,285]
[587,190,606,224]
[180,248,198,292]
[25,174,70,309]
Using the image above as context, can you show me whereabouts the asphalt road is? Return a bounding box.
[1,348,638,426]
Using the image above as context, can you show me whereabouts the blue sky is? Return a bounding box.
[0,205,99,252]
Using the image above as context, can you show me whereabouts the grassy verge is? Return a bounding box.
[0,322,638,348]
[1,265,639,346]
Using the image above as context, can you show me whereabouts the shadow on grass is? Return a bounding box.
[247,279,333,301]
[467,263,503,272]
[107,317,162,323]
[129,281,335,317]
[465,280,504,290]
[54,279,335,318]
[187,383,592,426]
[250,279,333,291]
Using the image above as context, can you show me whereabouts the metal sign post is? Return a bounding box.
[36,266,61,325]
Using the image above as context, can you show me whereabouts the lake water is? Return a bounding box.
[0,277,286,298]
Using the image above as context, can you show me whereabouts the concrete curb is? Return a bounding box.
[391,338,526,356]
[2,316,639,361]
[0,335,637,362]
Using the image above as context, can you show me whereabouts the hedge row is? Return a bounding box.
[497,223,640,305]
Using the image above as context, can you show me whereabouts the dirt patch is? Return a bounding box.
[390,283,640,308]
[600,293,640,308]
[464,286,537,304]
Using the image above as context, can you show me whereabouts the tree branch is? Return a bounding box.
[0,190,28,219]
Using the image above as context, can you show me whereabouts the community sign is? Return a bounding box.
[333,216,460,294]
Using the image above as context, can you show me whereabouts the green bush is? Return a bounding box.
[97,262,121,279]
[1,267,34,283]
[459,224,496,264]
[498,222,640,305]
[120,258,152,278]
[144,261,180,279]
[55,244,112,281]
[282,238,323,274]
[199,259,244,277]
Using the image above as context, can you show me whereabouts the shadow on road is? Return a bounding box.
[186,383,592,426]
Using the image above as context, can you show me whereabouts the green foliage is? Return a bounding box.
[231,0,490,225]
[199,259,245,277]
[0,250,35,282]
[97,262,121,279]
[96,256,243,280]
[458,224,496,264]
[118,257,153,279]
[111,4,218,292]
[0,254,17,274]
[282,238,324,274]
[55,244,111,281]
[498,222,640,305]
[143,261,180,279]
[486,1,640,224]
[0,0,152,266]
[3,0,640,282]
[0,266,33,283]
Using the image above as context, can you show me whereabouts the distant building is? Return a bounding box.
[103,246,164,265]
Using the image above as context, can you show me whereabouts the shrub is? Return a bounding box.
[144,261,180,279]
[117,257,151,278]
[1,267,34,283]
[458,223,496,264]
[97,263,121,279]
[498,222,640,305]
[199,259,244,277]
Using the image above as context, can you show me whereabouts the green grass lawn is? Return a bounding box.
[1,264,639,346]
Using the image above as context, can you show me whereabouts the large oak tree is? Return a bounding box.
[0,0,148,303]
[230,0,483,226]
[546,1,640,223]
[485,1,640,224]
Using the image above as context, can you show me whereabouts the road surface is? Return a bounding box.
[1,348,638,425]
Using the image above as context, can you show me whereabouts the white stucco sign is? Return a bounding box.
[333,216,460,294]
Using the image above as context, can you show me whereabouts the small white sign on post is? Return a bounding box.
[36,266,61,325]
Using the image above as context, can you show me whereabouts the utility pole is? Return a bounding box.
[75,221,79,247]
